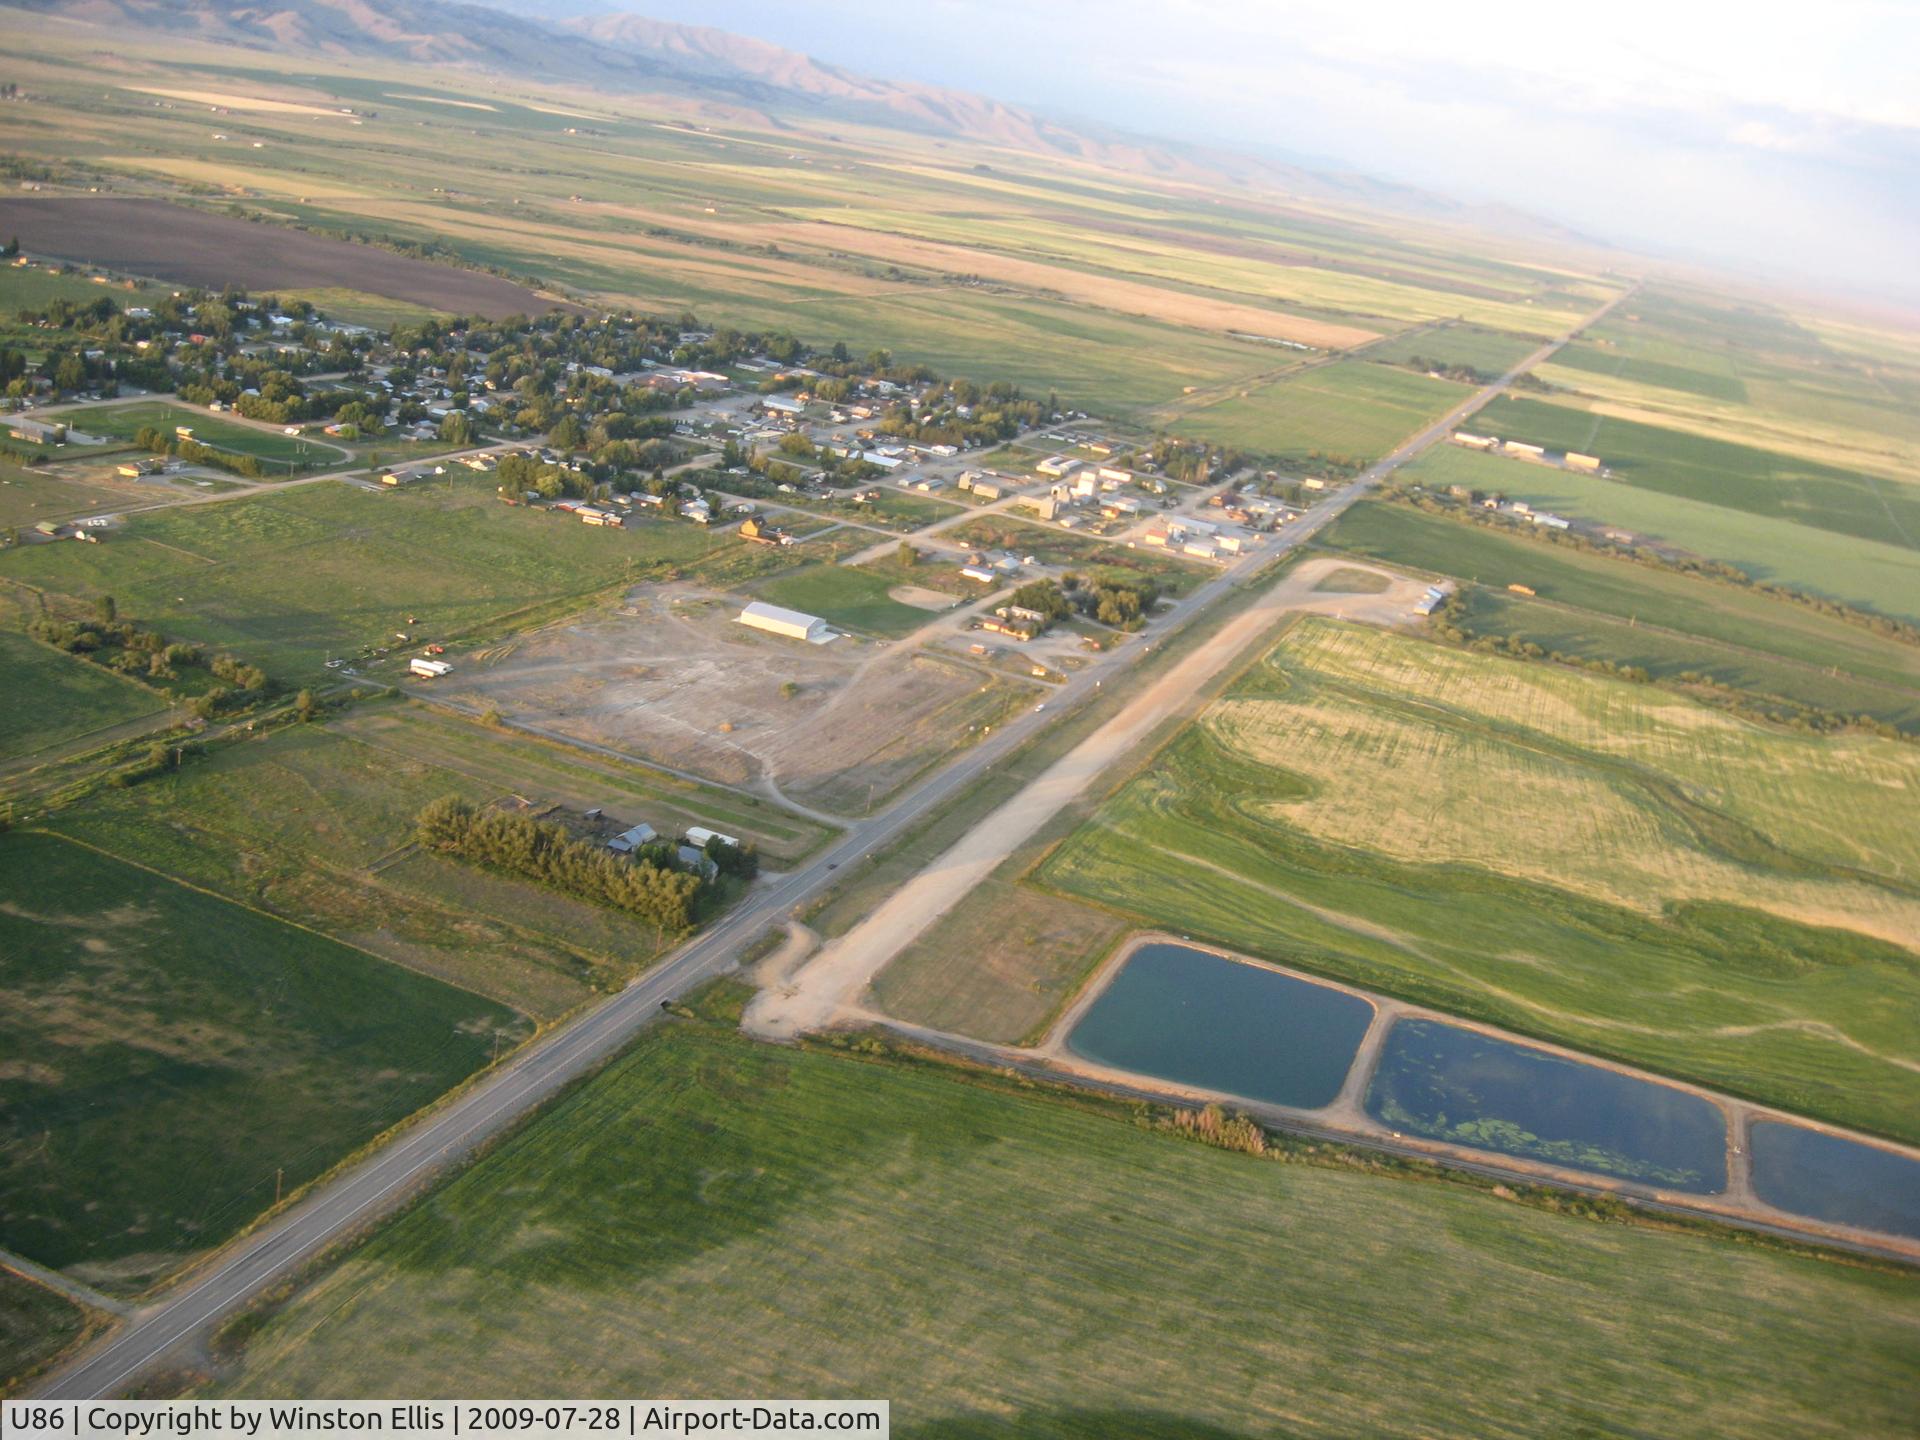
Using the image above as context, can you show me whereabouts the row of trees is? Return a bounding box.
[28,598,272,717]
[131,426,275,480]
[415,796,706,931]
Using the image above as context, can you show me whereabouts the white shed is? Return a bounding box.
[737,601,832,644]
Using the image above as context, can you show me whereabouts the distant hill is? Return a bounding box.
[12,0,1599,244]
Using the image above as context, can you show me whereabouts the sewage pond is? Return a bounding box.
[1065,943,1374,1111]
[1364,1019,1728,1193]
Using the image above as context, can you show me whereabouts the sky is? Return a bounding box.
[605,0,1920,301]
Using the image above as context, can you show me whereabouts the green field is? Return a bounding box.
[1547,338,1749,404]
[1400,446,1920,620]
[1362,324,1539,376]
[41,704,820,1018]
[0,1269,93,1395]
[74,402,343,469]
[1320,500,1920,715]
[0,831,522,1291]
[749,561,934,638]
[1033,619,1920,1144]
[1470,395,1920,551]
[0,478,739,676]
[1171,360,1472,463]
[0,461,177,530]
[203,1020,1920,1436]
[0,629,169,761]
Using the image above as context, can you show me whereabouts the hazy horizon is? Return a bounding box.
[565,0,1920,304]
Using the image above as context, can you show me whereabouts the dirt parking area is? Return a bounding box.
[448,585,1030,816]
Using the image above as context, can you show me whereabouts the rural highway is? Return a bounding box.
[35,293,1627,1399]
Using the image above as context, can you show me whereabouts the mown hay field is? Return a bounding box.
[203,1022,1920,1438]
[1037,619,1920,1143]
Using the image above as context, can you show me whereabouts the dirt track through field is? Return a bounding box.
[0,199,577,319]
[745,559,1422,1037]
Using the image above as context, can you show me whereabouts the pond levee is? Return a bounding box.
[856,930,1920,1259]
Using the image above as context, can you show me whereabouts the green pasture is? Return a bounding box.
[1036,620,1920,1145]
[1320,500,1920,704]
[0,629,170,762]
[1470,395,1920,551]
[0,478,738,676]
[204,1021,1920,1436]
[1172,361,1472,463]
[1362,324,1539,376]
[0,1269,91,1395]
[1401,447,1920,620]
[75,402,340,468]
[0,831,522,1291]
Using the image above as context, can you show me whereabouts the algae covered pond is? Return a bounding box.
[1364,1019,1728,1193]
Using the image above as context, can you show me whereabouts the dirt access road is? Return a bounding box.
[33,289,1630,1401]
[746,292,1635,1039]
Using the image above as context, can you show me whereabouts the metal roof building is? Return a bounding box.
[737,600,833,644]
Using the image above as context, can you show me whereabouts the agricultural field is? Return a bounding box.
[1170,361,1473,463]
[0,200,568,321]
[1400,446,1920,621]
[0,831,521,1293]
[1036,619,1920,1143]
[202,1020,1920,1437]
[72,401,344,469]
[1468,394,1920,551]
[42,701,815,1017]
[1320,499,1920,714]
[0,1269,93,1395]
[0,31,1629,425]
[0,629,169,763]
[1362,324,1540,376]
[0,477,741,677]
[1533,283,1920,485]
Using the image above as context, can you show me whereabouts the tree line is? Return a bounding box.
[415,795,708,932]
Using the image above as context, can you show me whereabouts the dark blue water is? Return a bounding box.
[1066,943,1375,1110]
[1748,1121,1920,1241]
[1364,1019,1728,1193]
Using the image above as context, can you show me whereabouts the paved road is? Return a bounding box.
[36,291,1628,1399]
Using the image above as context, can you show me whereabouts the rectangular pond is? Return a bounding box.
[1748,1121,1920,1241]
[1364,1019,1728,1194]
[1065,942,1375,1111]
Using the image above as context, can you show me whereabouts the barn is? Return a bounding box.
[736,601,833,644]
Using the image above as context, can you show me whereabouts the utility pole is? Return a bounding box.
[274,1167,283,1205]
